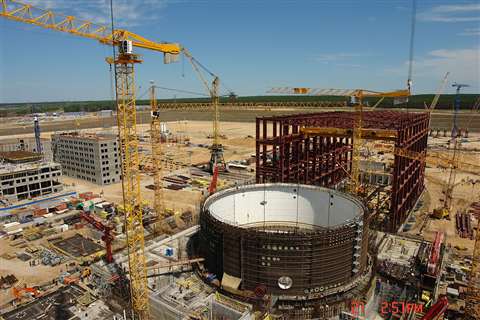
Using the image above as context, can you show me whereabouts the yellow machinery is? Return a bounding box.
[182,49,226,172]
[431,208,449,219]
[267,87,409,195]
[348,89,409,195]
[149,82,166,233]
[425,72,450,110]
[438,83,469,220]
[1,1,182,318]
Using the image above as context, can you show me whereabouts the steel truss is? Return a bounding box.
[256,110,429,232]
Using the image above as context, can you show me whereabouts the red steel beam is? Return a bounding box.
[256,110,430,232]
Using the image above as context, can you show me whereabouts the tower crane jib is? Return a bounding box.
[1,1,183,319]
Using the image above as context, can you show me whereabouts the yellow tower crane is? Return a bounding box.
[183,49,226,172]
[266,87,409,195]
[1,1,181,318]
[425,72,450,111]
[149,82,166,233]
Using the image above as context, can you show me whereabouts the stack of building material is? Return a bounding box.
[54,202,68,212]
[40,249,62,266]
[79,192,97,200]
[163,175,190,190]
[456,212,473,239]
[33,207,48,216]
[0,274,18,289]
[469,202,480,219]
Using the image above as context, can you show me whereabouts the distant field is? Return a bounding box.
[0,108,479,136]
[0,94,478,115]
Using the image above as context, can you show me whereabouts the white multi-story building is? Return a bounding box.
[0,151,63,202]
[51,132,121,185]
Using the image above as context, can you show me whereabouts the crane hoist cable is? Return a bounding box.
[407,0,417,93]
[181,48,228,172]
[152,85,233,98]
[181,49,234,97]
[1,1,183,319]
[153,86,210,97]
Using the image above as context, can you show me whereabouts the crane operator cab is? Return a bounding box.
[119,40,133,55]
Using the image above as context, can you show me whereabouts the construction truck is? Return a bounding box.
[432,208,450,220]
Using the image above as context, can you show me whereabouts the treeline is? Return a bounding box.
[0,94,478,116]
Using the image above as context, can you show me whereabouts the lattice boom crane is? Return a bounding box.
[1,1,182,318]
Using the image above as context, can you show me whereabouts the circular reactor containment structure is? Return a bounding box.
[198,183,371,319]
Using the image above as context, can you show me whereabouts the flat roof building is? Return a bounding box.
[51,132,121,185]
[0,137,53,161]
[0,160,63,203]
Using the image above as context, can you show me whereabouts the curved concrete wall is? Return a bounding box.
[204,183,363,228]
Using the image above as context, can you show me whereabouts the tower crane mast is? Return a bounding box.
[149,82,166,233]
[183,49,226,172]
[1,1,182,318]
[266,87,409,195]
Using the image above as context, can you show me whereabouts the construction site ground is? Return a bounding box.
[1,110,479,316]
[0,226,103,307]
[4,120,256,214]
[404,134,480,253]
[0,108,479,136]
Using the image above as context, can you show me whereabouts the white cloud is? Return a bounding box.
[385,47,480,91]
[26,0,169,26]
[312,52,370,69]
[336,63,363,68]
[419,3,480,23]
[459,27,480,36]
[314,53,366,63]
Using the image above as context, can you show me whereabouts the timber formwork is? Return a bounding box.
[255,111,430,232]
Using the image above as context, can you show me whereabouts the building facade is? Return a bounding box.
[51,132,121,185]
[0,159,63,203]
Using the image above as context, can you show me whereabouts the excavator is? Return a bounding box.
[12,286,42,302]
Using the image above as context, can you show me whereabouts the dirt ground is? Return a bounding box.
[405,134,480,253]
[0,108,479,136]
[0,115,479,308]
[0,227,89,307]
[58,121,255,215]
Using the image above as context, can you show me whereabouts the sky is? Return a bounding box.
[0,0,479,103]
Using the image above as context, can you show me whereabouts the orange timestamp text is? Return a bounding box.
[351,300,423,317]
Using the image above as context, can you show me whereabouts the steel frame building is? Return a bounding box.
[255,110,429,232]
